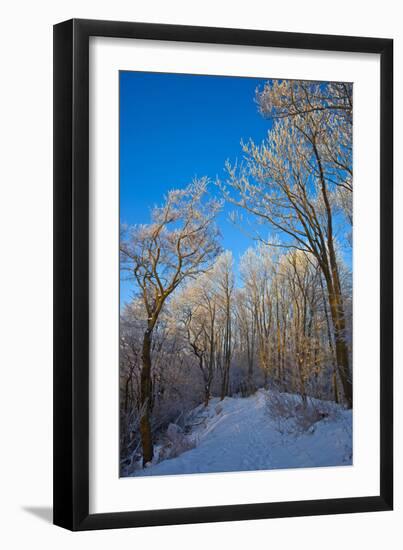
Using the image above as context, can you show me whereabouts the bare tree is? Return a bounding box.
[120,179,221,465]
[234,287,257,391]
[173,277,214,407]
[214,252,234,400]
[243,247,270,385]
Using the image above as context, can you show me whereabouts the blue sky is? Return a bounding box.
[120,71,352,307]
[120,71,273,305]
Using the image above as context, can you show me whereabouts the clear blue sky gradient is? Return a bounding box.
[120,71,273,305]
[120,71,351,306]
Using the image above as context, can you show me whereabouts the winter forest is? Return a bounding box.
[119,75,353,477]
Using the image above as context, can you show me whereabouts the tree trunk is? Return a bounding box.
[263,368,268,389]
[220,366,229,400]
[204,371,213,407]
[140,329,154,466]
[248,361,254,392]
[312,137,352,409]
[320,274,339,403]
[333,369,339,404]
[325,274,352,408]
[221,297,231,400]
[204,384,210,407]
[281,314,286,388]
[247,340,254,389]
[275,288,282,382]
[198,355,212,407]
[295,301,307,406]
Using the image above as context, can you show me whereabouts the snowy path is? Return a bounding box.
[133,390,352,477]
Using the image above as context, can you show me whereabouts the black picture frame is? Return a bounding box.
[53,18,393,531]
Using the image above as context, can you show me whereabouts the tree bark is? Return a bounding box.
[333,369,339,404]
[140,329,154,466]
[324,272,352,408]
[246,329,254,390]
[204,369,213,407]
[220,366,229,400]
[313,139,352,409]
[220,291,231,400]
[275,285,282,382]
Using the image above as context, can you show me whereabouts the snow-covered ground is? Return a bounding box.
[132,389,352,477]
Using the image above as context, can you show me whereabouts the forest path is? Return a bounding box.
[134,389,352,477]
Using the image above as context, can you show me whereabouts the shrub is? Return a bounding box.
[158,422,197,461]
[265,391,337,435]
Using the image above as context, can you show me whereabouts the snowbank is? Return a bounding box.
[132,389,352,477]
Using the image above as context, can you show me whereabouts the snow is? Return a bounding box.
[132,389,352,477]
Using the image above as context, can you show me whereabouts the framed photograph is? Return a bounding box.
[53,19,393,530]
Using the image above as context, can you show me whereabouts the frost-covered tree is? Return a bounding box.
[239,245,274,387]
[120,178,221,465]
[213,251,235,399]
[172,251,234,405]
[221,80,353,407]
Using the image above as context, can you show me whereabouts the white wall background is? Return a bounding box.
[0,1,400,548]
